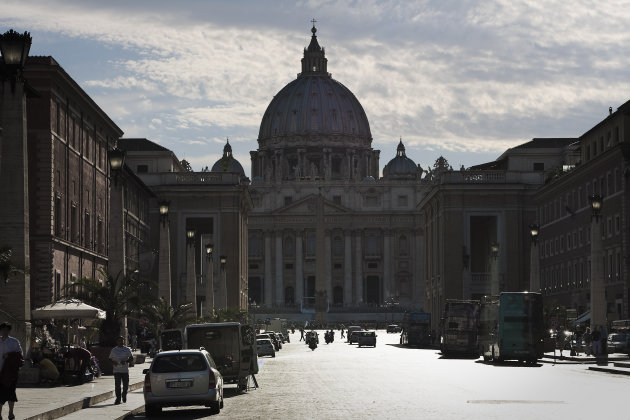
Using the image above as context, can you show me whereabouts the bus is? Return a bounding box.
[439,299,480,356]
[400,312,431,347]
[479,292,544,364]
[160,322,258,391]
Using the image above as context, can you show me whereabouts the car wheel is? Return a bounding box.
[358,343,361,348]
[209,401,221,415]
[146,404,161,417]
[272,353,276,358]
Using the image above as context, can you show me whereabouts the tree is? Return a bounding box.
[145,298,195,338]
[0,246,25,284]
[66,269,155,346]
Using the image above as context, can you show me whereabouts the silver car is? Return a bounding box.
[143,349,224,416]
[256,338,276,358]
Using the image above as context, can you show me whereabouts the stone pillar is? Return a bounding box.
[383,229,391,301]
[186,239,197,317]
[344,230,353,306]
[204,255,214,317]
[275,232,283,306]
[264,231,272,306]
[530,241,540,293]
[490,248,499,296]
[414,228,424,309]
[325,230,332,303]
[158,219,171,305]
[295,231,304,308]
[591,217,606,329]
[355,231,363,305]
[0,70,31,351]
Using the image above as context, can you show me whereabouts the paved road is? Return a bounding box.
[125,330,626,420]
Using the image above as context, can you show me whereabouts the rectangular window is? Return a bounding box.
[55,271,61,300]
[71,203,77,243]
[533,162,544,171]
[333,195,341,205]
[284,196,292,206]
[97,217,103,253]
[397,195,408,206]
[54,195,62,236]
[137,164,149,173]
[85,212,91,248]
[615,215,621,234]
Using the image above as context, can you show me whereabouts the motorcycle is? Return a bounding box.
[308,337,318,351]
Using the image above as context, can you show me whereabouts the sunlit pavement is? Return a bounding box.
[124,330,627,420]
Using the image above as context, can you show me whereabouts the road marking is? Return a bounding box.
[467,400,566,404]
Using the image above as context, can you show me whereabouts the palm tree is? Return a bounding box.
[66,268,155,346]
[0,246,25,284]
[146,298,195,337]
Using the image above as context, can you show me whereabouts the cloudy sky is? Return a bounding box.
[3,0,630,174]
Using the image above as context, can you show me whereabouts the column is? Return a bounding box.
[275,231,284,306]
[413,228,424,309]
[295,231,304,308]
[264,231,272,306]
[344,230,353,306]
[325,230,332,304]
[158,220,171,305]
[530,241,540,293]
[355,230,363,304]
[383,229,391,301]
[186,239,197,317]
[204,256,214,317]
[591,216,606,329]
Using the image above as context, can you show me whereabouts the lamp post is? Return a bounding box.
[589,194,606,331]
[219,255,227,310]
[157,200,171,305]
[204,243,214,317]
[107,147,125,186]
[186,229,197,317]
[0,29,32,351]
[490,243,499,296]
[529,223,540,292]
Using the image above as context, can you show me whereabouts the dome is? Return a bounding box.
[383,140,418,179]
[257,25,372,150]
[212,140,245,176]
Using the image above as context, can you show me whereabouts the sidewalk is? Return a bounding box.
[540,351,630,375]
[17,357,149,420]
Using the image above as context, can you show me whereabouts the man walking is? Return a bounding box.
[0,322,23,420]
[109,336,133,404]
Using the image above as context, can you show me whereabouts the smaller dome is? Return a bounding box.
[383,140,418,179]
[212,139,245,176]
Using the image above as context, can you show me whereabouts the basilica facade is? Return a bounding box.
[246,26,428,311]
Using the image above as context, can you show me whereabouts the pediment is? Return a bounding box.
[273,194,351,215]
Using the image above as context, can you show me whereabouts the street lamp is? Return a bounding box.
[186,229,195,244]
[107,147,126,186]
[529,223,539,245]
[220,255,227,268]
[159,201,170,226]
[589,194,603,222]
[219,255,227,309]
[0,29,32,91]
[490,243,499,260]
[205,243,214,260]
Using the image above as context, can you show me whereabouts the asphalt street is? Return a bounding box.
[126,330,626,420]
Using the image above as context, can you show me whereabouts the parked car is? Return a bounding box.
[357,331,377,347]
[348,330,361,344]
[258,332,281,351]
[266,331,283,350]
[276,332,287,344]
[256,338,276,358]
[387,324,401,333]
[606,333,629,353]
[143,349,224,416]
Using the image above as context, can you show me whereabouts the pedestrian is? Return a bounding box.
[340,328,345,339]
[0,322,24,420]
[591,326,601,355]
[299,328,304,342]
[109,336,134,404]
[583,327,592,356]
[64,346,93,382]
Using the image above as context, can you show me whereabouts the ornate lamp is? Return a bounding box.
[205,243,214,260]
[491,243,499,260]
[0,29,32,89]
[529,223,539,245]
[158,200,170,226]
[589,194,603,222]
[107,147,126,186]
[220,255,227,269]
[186,229,195,244]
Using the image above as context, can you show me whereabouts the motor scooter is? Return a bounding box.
[309,337,318,351]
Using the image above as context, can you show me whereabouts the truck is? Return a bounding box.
[159,322,258,391]
[400,312,431,347]
[439,299,480,356]
[478,292,544,364]
[266,318,289,338]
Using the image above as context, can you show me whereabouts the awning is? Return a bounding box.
[571,310,590,325]
[31,299,106,320]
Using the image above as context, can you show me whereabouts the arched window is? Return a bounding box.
[333,286,343,305]
[333,236,343,256]
[399,235,408,256]
[285,286,295,305]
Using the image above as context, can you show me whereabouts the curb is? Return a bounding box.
[23,381,144,420]
[588,366,630,376]
[119,404,146,420]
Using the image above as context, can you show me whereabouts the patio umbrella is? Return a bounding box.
[31,299,106,349]
[31,298,106,320]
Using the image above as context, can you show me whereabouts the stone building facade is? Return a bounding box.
[24,56,123,307]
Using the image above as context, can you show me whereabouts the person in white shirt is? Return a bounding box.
[109,336,133,404]
[0,322,23,420]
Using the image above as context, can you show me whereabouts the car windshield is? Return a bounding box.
[609,334,625,341]
[257,339,272,345]
[152,354,207,373]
